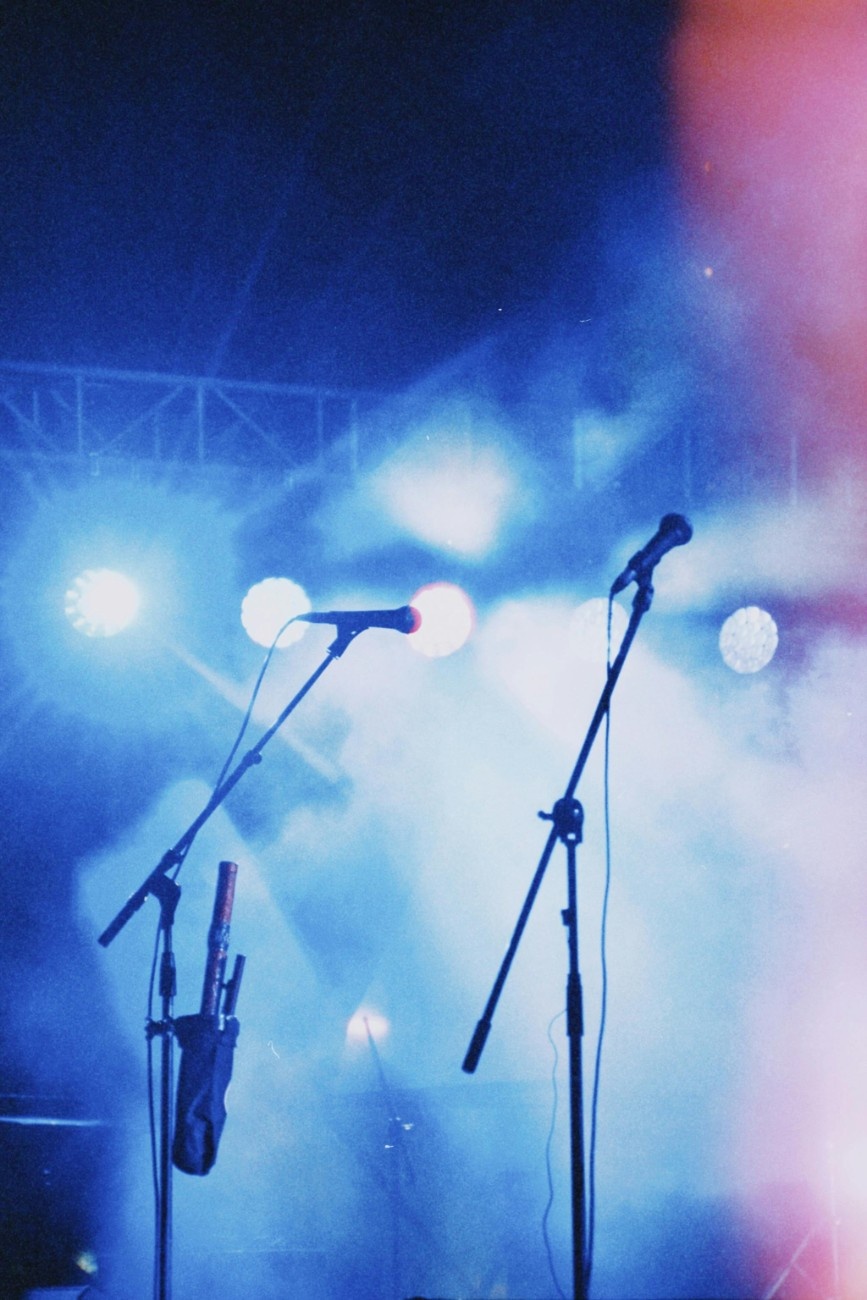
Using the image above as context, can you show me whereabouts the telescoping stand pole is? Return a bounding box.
[147,874,180,1300]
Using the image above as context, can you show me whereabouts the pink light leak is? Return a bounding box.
[672,5,867,1295]
[671,0,867,481]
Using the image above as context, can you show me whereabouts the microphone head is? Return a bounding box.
[295,604,422,633]
[659,513,693,544]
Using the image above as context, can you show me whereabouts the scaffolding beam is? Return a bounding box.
[0,360,379,485]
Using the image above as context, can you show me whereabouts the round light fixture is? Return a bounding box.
[241,577,311,648]
[719,605,778,673]
[64,568,141,638]
[407,582,475,658]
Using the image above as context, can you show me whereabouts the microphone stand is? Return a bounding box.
[146,874,180,1300]
[364,1016,415,1300]
[98,626,362,1300]
[462,579,655,1300]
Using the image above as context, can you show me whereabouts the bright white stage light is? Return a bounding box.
[241,577,311,648]
[374,440,516,558]
[407,582,475,658]
[719,605,779,673]
[64,568,141,637]
[346,1009,391,1044]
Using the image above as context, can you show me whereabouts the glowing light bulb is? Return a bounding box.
[241,577,311,648]
[407,582,474,658]
[64,568,141,637]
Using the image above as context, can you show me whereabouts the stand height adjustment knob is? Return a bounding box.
[539,797,584,844]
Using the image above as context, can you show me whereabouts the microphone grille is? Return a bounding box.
[660,513,693,543]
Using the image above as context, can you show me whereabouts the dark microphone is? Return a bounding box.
[200,860,237,1017]
[173,860,243,1176]
[610,514,693,594]
[296,605,421,634]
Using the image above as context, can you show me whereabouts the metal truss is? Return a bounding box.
[0,360,382,486]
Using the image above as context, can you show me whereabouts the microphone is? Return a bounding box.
[173,859,244,1177]
[200,860,238,1017]
[610,514,693,594]
[296,605,421,634]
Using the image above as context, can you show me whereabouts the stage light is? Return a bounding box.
[373,436,517,558]
[240,577,312,648]
[573,409,648,490]
[64,568,141,637]
[719,605,778,673]
[346,1009,390,1044]
[407,582,474,658]
[75,1248,99,1276]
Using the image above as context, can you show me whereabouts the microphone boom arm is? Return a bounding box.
[462,581,653,1073]
[99,627,357,947]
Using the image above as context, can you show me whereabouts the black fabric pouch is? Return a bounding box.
[172,1013,239,1175]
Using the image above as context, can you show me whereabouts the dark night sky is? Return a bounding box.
[0,1,675,388]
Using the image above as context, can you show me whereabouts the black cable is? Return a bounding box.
[584,597,616,1283]
[146,917,162,1300]
[211,613,299,792]
[543,1009,569,1300]
[145,615,296,1206]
